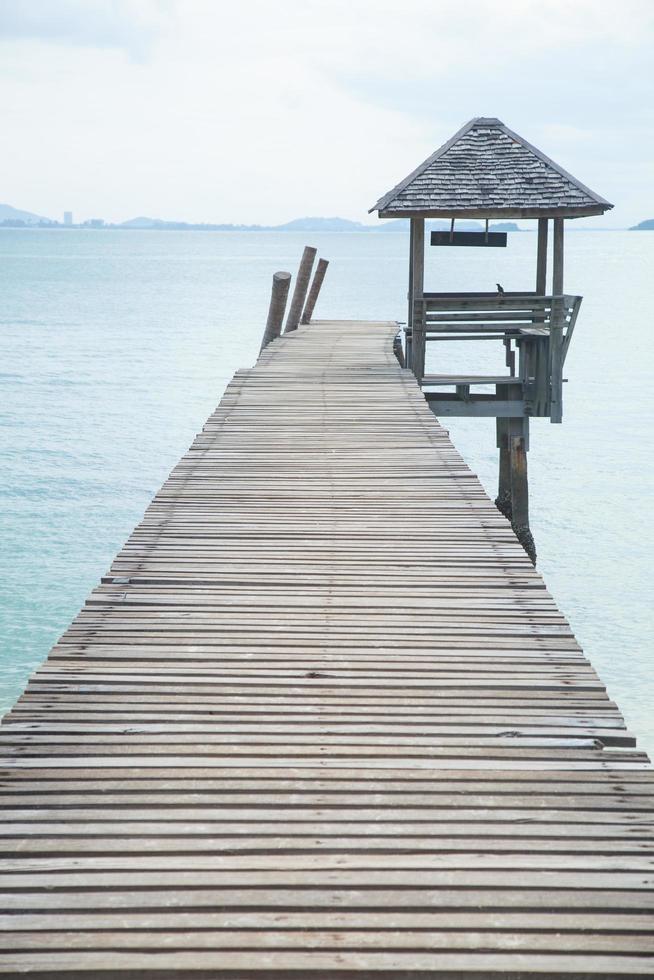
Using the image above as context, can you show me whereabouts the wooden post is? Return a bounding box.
[405,216,413,372]
[259,271,291,353]
[300,258,329,324]
[496,422,512,520]
[550,218,565,422]
[552,218,564,295]
[409,218,425,380]
[536,218,548,295]
[393,332,405,367]
[509,417,536,565]
[284,246,316,333]
[404,328,413,371]
[495,385,512,519]
[407,226,414,331]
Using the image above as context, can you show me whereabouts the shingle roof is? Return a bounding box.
[371,118,612,218]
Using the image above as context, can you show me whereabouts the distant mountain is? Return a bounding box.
[117,215,373,232]
[0,202,51,225]
[116,215,524,233]
[118,216,265,231]
[630,219,654,230]
[120,216,163,229]
[0,204,525,232]
[274,217,370,232]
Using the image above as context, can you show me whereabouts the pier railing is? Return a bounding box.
[407,291,582,423]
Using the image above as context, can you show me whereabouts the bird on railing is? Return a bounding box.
[496,283,505,295]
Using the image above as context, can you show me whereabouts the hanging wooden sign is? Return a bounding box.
[430,231,507,247]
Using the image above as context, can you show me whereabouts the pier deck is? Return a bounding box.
[1,320,653,977]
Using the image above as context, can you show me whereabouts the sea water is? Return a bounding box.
[1,229,652,754]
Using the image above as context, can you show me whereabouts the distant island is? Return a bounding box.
[2,202,641,232]
[0,202,52,225]
[114,216,523,233]
[0,203,522,233]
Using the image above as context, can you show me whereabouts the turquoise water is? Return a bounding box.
[1,229,652,754]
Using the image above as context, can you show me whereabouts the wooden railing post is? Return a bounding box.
[393,332,405,367]
[284,246,316,333]
[259,271,291,353]
[301,258,329,324]
[404,328,413,370]
[549,296,564,423]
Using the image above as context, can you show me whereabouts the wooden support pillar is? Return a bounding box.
[404,328,413,371]
[284,246,316,333]
[496,420,512,520]
[407,225,414,331]
[552,218,564,295]
[550,218,565,422]
[404,257,413,367]
[495,385,512,519]
[508,417,536,565]
[259,271,291,353]
[409,218,425,380]
[536,218,548,295]
[301,258,329,324]
[393,332,405,367]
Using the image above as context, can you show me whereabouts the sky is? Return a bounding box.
[0,0,652,227]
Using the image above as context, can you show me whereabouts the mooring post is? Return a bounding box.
[259,271,292,353]
[284,246,317,332]
[301,257,329,324]
[509,418,536,565]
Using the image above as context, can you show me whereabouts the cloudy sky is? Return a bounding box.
[1,0,652,226]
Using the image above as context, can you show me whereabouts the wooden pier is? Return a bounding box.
[1,318,653,977]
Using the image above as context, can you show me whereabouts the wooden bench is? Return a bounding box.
[407,292,582,422]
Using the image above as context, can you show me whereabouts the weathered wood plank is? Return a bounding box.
[1,318,651,978]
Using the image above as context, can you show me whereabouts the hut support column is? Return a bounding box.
[508,417,536,565]
[496,424,512,520]
[495,384,512,520]
[552,218,564,295]
[409,218,425,380]
[536,219,548,294]
[406,226,414,369]
[550,218,565,423]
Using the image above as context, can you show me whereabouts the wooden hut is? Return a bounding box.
[370,117,612,560]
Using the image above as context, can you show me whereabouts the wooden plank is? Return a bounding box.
[1,949,654,980]
[1,317,651,978]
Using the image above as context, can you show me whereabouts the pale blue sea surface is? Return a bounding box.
[1,229,652,753]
